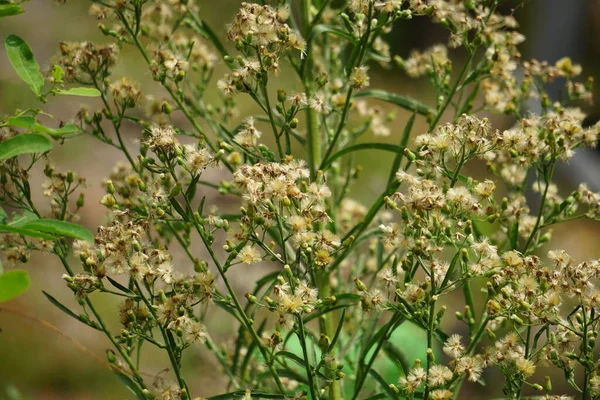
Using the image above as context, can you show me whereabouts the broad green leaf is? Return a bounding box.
[56,87,101,97]
[22,219,94,242]
[6,115,79,136]
[0,207,7,224]
[354,89,432,116]
[5,115,36,129]
[0,225,56,240]
[8,210,38,227]
[321,143,406,169]
[0,270,30,302]
[0,4,24,18]
[5,34,44,95]
[0,133,52,162]
[50,123,79,135]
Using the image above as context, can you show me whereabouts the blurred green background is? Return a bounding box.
[2,1,600,399]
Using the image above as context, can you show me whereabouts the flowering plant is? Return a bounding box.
[1,1,600,399]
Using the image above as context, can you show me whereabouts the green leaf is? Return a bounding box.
[6,115,80,136]
[354,89,432,116]
[43,291,102,330]
[207,390,287,400]
[276,350,307,369]
[322,143,406,169]
[56,87,101,97]
[22,219,94,242]
[0,224,56,240]
[0,207,7,224]
[364,394,388,400]
[8,210,38,227]
[51,65,64,83]
[42,291,80,321]
[327,308,346,353]
[310,24,357,43]
[114,371,146,400]
[5,34,44,95]
[0,133,52,162]
[368,369,401,399]
[382,342,411,377]
[387,113,416,185]
[0,270,30,302]
[0,4,24,18]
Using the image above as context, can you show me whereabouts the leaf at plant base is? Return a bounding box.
[0,133,52,162]
[56,87,101,97]
[5,34,44,95]
[6,115,80,136]
[0,270,30,303]
[0,4,24,18]
[22,219,94,242]
[0,207,7,224]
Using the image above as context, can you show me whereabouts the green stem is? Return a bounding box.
[428,50,475,131]
[302,0,321,177]
[297,315,319,399]
[134,280,190,397]
[56,246,147,390]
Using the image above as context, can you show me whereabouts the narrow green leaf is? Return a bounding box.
[207,390,287,400]
[304,304,353,323]
[106,276,134,294]
[310,24,357,43]
[364,394,388,400]
[22,219,94,242]
[0,270,30,302]
[387,113,416,185]
[276,350,307,369]
[114,371,146,400]
[56,87,101,97]
[0,133,52,162]
[0,207,7,224]
[327,308,346,354]
[0,224,56,240]
[354,89,431,116]
[0,4,24,18]
[382,342,411,376]
[42,291,80,321]
[322,143,406,169]
[368,369,400,399]
[5,34,44,95]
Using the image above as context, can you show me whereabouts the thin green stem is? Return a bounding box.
[55,246,147,390]
[428,50,475,131]
[297,316,319,399]
[134,280,190,398]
